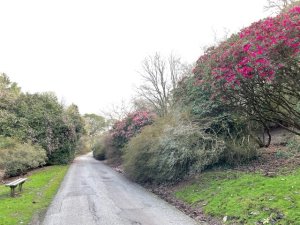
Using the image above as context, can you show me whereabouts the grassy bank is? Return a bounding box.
[0,165,68,225]
[175,168,300,224]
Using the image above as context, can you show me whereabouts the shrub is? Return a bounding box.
[286,136,300,153]
[193,6,300,137]
[156,120,226,182]
[123,117,165,183]
[92,133,121,163]
[123,114,226,183]
[0,170,4,180]
[104,135,122,164]
[0,75,84,166]
[92,135,107,160]
[0,136,47,177]
[75,136,93,155]
[15,93,84,164]
[174,76,260,163]
[110,110,155,149]
[222,136,259,165]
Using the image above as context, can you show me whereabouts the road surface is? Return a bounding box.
[42,153,200,225]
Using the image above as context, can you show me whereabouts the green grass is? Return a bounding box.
[175,169,300,224]
[0,165,68,225]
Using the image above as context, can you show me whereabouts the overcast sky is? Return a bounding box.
[0,0,269,114]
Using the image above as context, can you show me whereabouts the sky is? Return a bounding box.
[0,0,270,114]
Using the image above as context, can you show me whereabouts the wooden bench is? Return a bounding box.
[5,178,27,197]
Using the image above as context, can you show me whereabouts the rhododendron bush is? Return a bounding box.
[110,111,155,149]
[193,6,300,139]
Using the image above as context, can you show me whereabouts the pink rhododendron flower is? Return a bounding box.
[110,110,155,148]
[193,5,300,90]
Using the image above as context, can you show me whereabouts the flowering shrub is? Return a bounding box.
[193,6,300,140]
[194,6,300,87]
[110,111,155,149]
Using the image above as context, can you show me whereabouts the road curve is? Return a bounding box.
[42,153,200,225]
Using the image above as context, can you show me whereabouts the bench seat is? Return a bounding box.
[5,178,27,197]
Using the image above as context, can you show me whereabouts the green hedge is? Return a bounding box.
[0,136,47,177]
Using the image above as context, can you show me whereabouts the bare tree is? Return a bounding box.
[264,0,299,14]
[136,53,188,116]
[212,27,231,44]
[131,97,153,112]
[100,100,133,125]
[169,54,182,90]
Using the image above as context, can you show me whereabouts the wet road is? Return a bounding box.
[42,153,200,225]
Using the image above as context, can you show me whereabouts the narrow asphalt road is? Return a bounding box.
[42,153,200,225]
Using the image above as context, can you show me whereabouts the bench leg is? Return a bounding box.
[19,183,23,192]
[10,187,16,197]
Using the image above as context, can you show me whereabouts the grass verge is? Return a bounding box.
[175,168,300,224]
[0,165,68,225]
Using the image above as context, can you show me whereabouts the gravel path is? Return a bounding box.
[42,153,201,225]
